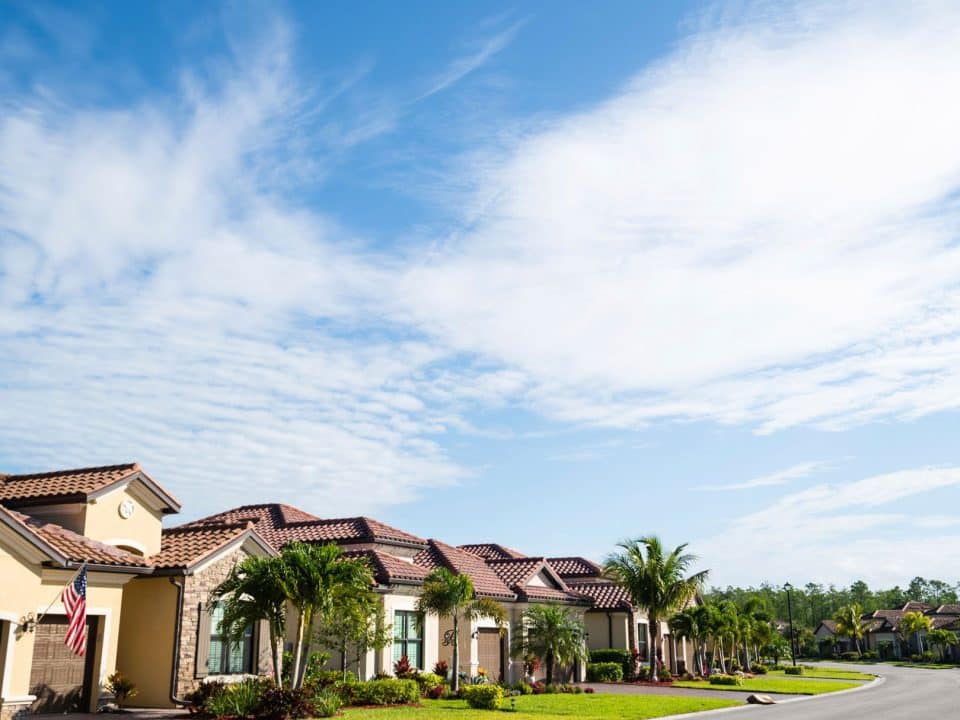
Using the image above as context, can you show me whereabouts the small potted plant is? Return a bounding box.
[105,671,138,711]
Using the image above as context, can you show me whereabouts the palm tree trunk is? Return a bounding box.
[716,637,726,673]
[269,625,283,686]
[546,651,554,685]
[451,613,460,693]
[291,610,307,689]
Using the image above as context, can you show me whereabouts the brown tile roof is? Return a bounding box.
[929,614,960,630]
[902,601,934,612]
[459,543,527,560]
[818,620,838,633]
[572,581,633,611]
[0,463,181,511]
[547,556,603,580]
[0,506,149,568]
[182,504,427,549]
[414,539,516,600]
[932,604,960,615]
[345,549,430,586]
[150,523,274,570]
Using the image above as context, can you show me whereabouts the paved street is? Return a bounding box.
[746,663,959,720]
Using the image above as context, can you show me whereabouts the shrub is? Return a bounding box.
[750,663,768,675]
[584,687,595,694]
[784,666,804,675]
[433,660,449,678]
[202,679,265,719]
[861,651,878,660]
[427,685,445,700]
[349,679,420,706]
[186,681,227,716]
[589,649,633,680]
[254,687,314,720]
[634,666,650,681]
[310,689,343,719]
[415,672,444,696]
[709,674,744,687]
[105,671,139,709]
[586,662,623,682]
[839,651,860,661]
[393,655,418,679]
[544,683,559,694]
[462,685,504,710]
[510,683,532,696]
[529,681,546,695]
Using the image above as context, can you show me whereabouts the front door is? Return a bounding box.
[30,616,95,713]
[477,629,503,682]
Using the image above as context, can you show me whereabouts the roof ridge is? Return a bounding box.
[163,521,252,535]
[3,462,139,480]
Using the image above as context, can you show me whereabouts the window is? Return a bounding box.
[393,611,423,669]
[208,603,254,675]
[637,623,648,661]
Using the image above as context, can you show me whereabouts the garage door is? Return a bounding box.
[477,629,503,681]
[30,616,95,713]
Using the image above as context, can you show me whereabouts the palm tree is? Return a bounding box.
[416,567,506,691]
[605,537,709,681]
[668,606,707,676]
[511,604,587,685]
[213,555,289,686]
[833,604,870,657]
[739,597,770,669]
[926,628,958,662]
[278,542,373,689]
[899,611,933,655]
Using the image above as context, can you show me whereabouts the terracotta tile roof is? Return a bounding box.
[414,540,516,600]
[459,543,527,560]
[817,620,838,633]
[902,601,934,612]
[0,506,149,568]
[547,556,603,580]
[0,463,181,511]
[182,504,427,548]
[344,549,430,586]
[487,558,544,587]
[573,581,633,611]
[150,523,274,570]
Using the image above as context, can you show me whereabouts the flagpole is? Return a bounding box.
[34,561,88,625]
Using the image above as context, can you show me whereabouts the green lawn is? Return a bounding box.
[768,668,874,681]
[672,678,861,695]
[343,695,738,720]
[891,662,959,669]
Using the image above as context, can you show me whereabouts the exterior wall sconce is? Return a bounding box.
[19,612,36,634]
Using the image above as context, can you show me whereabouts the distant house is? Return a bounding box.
[815,602,960,660]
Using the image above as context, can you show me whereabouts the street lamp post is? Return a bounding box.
[784,582,797,667]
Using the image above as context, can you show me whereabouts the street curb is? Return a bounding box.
[654,674,884,720]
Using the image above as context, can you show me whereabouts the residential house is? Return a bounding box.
[815,602,960,660]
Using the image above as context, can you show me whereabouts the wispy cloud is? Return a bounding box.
[700,460,832,491]
[394,0,960,434]
[697,466,960,585]
[417,20,523,101]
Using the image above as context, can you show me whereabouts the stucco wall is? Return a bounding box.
[82,485,164,556]
[116,577,178,707]
[585,611,630,650]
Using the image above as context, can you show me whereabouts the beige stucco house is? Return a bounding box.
[2,463,697,718]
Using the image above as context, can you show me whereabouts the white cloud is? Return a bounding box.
[392,0,960,433]
[698,467,960,585]
[701,460,831,491]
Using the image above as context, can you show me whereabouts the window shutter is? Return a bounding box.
[196,602,211,678]
[256,621,272,676]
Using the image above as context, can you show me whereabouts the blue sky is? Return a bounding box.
[2,0,960,588]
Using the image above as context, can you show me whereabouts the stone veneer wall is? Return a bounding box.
[175,547,272,697]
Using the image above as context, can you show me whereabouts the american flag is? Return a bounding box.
[62,566,88,656]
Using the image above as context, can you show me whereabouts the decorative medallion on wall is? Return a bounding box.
[118,499,136,519]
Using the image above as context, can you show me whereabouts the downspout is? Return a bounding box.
[168,576,189,706]
[606,612,614,648]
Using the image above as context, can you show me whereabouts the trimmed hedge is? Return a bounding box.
[784,666,804,675]
[461,685,504,710]
[588,649,633,680]
[349,679,420,706]
[586,662,623,682]
[708,674,744,686]
[750,663,768,674]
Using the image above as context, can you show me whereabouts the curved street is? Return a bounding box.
[750,663,960,719]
